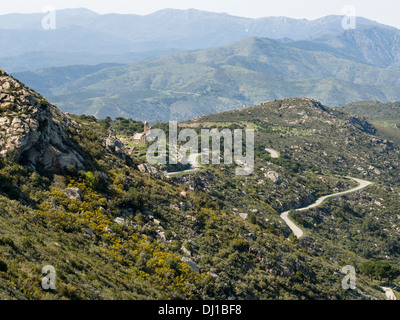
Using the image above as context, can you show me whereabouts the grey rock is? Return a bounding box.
[63,188,82,201]
[84,227,94,236]
[4,252,14,260]
[265,171,282,185]
[104,227,112,233]
[105,135,125,158]
[181,245,191,256]
[239,213,249,220]
[114,217,126,225]
[137,163,163,178]
[185,215,197,221]
[157,231,166,241]
[181,257,199,273]
[53,242,64,250]
[99,207,107,214]
[208,272,219,279]
[144,210,155,218]
[0,72,85,170]
[179,202,187,211]
[187,240,199,249]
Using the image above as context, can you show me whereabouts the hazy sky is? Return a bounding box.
[2,0,400,28]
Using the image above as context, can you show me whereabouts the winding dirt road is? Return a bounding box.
[168,147,372,239]
[265,147,373,238]
[163,143,388,298]
[280,177,372,238]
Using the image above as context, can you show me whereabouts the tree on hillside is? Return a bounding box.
[359,261,400,283]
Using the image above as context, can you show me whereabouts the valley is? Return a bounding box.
[1,70,399,299]
[1,5,400,303]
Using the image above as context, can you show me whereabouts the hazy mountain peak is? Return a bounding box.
[1,8,398,72]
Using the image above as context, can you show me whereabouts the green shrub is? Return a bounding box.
[0,236,14,247]
[248,213,257,224]
[360,261,400,282]
[165,230,173,240]
[0,260,8,272]
[39,99,48,107]
[5,149,20,163]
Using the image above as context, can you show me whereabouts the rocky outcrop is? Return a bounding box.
[105,134,125,159]
[137,163,157,174]
[181,257,199,273]
[347,116,377,135]
[137,163,165,179]
[0,68,85,170]
[265,171,282,185]
[63,188,82,201]
[239,213,249,220]
[171,170,214,191]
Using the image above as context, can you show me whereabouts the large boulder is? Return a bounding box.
[105,135,125,159]
[63,188,82,201]
[265,171,282,185]
[137,163,165,179]
[0,71,85,170]
[181,257,199,273]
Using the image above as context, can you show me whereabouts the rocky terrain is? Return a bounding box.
[0,68,85,170]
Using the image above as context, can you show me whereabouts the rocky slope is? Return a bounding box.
[0,68,85,170]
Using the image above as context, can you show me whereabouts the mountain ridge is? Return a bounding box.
[0,8,395,72]
[14,31,400,121]
[288,26,400,68]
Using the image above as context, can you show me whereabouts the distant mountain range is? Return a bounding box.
[0,8,394,72]
[288,26,400,68]
[14,23,400,121]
